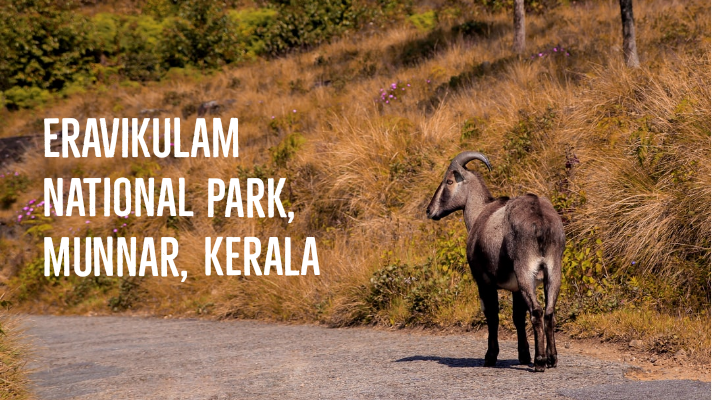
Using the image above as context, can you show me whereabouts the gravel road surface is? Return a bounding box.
[23,315,710,399]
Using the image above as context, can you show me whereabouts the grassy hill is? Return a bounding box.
[0,0,709,378]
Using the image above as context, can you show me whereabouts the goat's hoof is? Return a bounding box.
[534,356,547,372]
[518,353,531,365]
[483,358,497,367]
[534,364,546,372]
[547,355,558,368]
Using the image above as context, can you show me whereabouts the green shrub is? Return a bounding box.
[270,132,305,168]
[0,0,98,91]
[493,107,557,183]
[142,0,180,19]
[160,1,242,68]
[3,86,52,109]
[407,10,437,32]
[92,13,119,54]
[366,259,472,326]
[229,8,278,58]
[0,174,29,208]
[11,257,61,302]
[460,117,485,142]
[264,0,362,56]
[108,277,144,311]
[117,15,165,81]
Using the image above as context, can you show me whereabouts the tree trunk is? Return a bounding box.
[513,0,525,54]
[619,0,640,67]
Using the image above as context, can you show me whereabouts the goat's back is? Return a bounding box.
[504,194,565,261]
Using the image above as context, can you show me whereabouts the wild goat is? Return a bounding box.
[426,151,565,372]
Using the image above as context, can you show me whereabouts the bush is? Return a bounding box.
[92,13,119,54]
[264,0,362,55]
[119,15,165,81]
[3,86,52,109]
[270,132,305,168]
[366,256,473,326]
[160,0,242,69]
[0,0,97,91]
[229,8,278,58]
[407,11,437,32]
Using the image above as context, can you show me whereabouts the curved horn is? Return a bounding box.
[451,151,492,171]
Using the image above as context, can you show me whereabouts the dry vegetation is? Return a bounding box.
[0,312,30,400]
[0,0,709,368]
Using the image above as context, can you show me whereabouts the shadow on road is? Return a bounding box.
[395,355,522,369]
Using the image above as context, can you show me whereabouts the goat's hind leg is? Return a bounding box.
[479,286,500,367]
[544,267,561,368]
[515,265,546,372]
[512,291,530,365]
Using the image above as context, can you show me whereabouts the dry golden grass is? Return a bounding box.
[0,0,709,356]
[0,312,31,400]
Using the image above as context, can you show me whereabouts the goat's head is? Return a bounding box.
[426,151,492,220]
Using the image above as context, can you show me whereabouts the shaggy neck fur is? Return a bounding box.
[462,172,494,232]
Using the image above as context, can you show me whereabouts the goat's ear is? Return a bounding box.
[453,169,464,183]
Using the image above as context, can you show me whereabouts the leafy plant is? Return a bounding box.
[107,277,144,311]
[2,86,52,109]
[11,257,61,302]
[0,173,29,208]
[367,261,471,325]
[407,11,437,32]
[228,8,278,58]
[263,0,363,55]
[270,132,305,168]
[0,0,97,92]
[160,0,242,69]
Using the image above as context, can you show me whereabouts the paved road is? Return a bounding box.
[23,315,710,399]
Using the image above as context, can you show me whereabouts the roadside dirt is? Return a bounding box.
[372,325,711,383]
[558,337,710,382]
